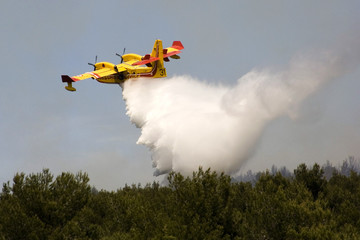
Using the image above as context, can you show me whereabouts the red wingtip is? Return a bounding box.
[172,41,184,50]
[61,75,74,83]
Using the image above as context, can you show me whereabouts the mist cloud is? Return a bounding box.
[122,49,352,177]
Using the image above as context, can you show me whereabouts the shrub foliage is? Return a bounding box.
[1,163,360,239]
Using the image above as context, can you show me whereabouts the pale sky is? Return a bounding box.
[1,1,359,190]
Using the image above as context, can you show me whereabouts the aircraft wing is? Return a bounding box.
[62,67,122,82]
[132,41,184,66]
[62,64,126,91]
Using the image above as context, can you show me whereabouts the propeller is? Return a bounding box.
[88,55,98,70]
[116,48,126,63]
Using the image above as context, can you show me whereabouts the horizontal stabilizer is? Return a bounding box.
[132,56,160,66]
[170,55,180,59]
[132,40,184,66]
[171,41,184,50]
[165,51,181,57]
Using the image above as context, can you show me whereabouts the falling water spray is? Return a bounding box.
[122,50,347,176]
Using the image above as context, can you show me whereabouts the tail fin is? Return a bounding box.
[151,40,167,78]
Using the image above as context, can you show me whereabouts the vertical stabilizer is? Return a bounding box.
[151,40,167,77]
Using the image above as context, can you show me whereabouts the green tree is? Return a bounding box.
[0,169,91,239]
[326,171,360,233]
[294,163,326,200]
[167,168,234,239]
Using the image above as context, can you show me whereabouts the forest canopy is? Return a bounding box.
[1,159,360,240]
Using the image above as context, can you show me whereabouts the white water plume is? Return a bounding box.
[122,51,346,176]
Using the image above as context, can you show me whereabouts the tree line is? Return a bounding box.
[1,160,360,239]
[235,156,360,184]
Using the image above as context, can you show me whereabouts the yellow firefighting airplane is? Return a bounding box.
[61,40,184,91]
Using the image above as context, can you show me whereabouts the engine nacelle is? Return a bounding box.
[94,62,116,70]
